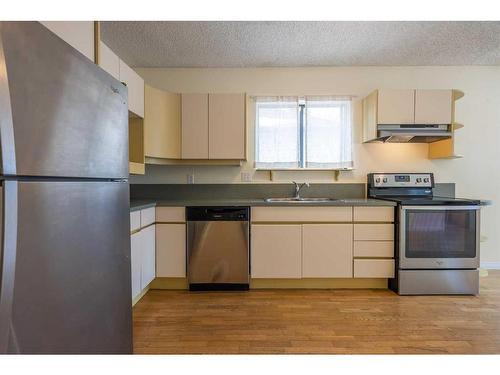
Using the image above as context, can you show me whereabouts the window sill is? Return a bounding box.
[255,168,354,171]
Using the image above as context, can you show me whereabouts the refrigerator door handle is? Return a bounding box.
[0,181,18,353]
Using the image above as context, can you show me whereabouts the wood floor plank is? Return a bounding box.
[133,270,500,354]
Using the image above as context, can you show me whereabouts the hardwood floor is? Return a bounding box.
[133,271,500,354]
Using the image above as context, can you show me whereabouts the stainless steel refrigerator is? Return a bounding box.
[0,22,132,353]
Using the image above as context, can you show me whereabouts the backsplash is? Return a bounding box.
[130,183,455,201]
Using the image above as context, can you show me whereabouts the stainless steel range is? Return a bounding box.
[367,173,481,295]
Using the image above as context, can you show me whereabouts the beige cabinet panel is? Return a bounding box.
[362,91,378,142]
[251,225,302,279]
[415,89,452,124]
[251,206,352,223]
[156,224,186,277]
[140,225,156,288]
[140,207,156,227]
[354,224,394,241]
[40,21,94,61]
[377,89,415,124]
[208,93,246,159]
[144,85,181,159]
[354,259,395,278]
[181,94,209,159]
[130,211,141,232]
[353,207,394,222]
[130,231,142,299]
[156,207,185,223]
[354,241,394,258]
[98,41,120,80]
[119,60,145,118]
[302,224,353,278]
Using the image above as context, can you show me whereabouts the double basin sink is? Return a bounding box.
[264,197,340,203]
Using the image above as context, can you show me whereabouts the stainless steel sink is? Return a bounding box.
[264,197,339,203]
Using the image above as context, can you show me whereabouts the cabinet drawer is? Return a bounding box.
[354,241,394,258]
[353,207,394,222]
[251,207,352,223]
[354,224,394,241]
[130,211,141,232]
[354,259,395,278]
[156,207,185,223]
[141,207,156,227]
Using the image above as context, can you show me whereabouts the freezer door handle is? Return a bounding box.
[0,181,18,353]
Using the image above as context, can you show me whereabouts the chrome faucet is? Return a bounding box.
[292,181,310,199]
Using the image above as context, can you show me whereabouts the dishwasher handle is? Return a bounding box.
[186,206,250,221]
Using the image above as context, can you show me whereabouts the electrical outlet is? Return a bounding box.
[187,174,195,184]
[241,172,252,182]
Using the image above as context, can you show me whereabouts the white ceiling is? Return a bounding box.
[101,21,500,68]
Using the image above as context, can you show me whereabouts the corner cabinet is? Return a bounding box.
[362,89,464,159]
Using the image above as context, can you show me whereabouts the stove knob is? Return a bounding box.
[424,178,430,183]
[383,178,387,183]
[416,178,422,183]
[375,178,380,183]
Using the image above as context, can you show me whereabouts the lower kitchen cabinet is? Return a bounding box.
[140,225,156,287]
[130,224,157,300]
[251,224,302,278]
[302,224,353,278]
[156,224,186,277]
[130,231,142,299]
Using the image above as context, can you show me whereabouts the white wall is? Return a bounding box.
[132,66,500,264]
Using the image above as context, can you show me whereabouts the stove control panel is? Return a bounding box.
[369,173,434,188]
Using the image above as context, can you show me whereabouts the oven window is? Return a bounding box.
[405,209,477,258]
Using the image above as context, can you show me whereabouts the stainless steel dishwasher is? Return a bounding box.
[186,206,250,291]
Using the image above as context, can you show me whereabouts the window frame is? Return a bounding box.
[254,96,354,171]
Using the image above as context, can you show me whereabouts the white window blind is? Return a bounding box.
[255,96,353,169]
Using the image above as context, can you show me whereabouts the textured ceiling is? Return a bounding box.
[101,21,500,68]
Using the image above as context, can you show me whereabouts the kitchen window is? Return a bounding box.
[254,96,353,169]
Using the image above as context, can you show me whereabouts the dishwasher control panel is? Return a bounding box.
[186,206,250,221]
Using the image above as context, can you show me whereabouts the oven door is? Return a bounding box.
[399,205,480,269]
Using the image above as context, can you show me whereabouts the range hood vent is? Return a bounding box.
[375,124,452,143]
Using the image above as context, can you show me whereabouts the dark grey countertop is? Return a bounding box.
[130,198,396,211]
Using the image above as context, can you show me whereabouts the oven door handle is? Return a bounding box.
[400,205,481,211]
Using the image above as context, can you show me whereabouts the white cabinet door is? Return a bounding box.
[130,231,142,299]
[40,21,94,61]
[181,94,209,159]
[98,41,120,80]
[208,93,246,159]
[156,224,186,277]
[119,60,145,118]
[140,225,156,288]
[414,89,452,124]
[302,224,353,278]
[251,225,302,279]
[377,89,415,124]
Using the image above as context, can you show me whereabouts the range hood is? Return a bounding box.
[374,124,452,143]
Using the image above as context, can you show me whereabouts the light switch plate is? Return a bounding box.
[241,172,252,182]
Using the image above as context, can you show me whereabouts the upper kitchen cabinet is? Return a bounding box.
[119,59,145,118]
[181,94,209,159]
[40,21,95,62]
[144,85,181,160]
[377,89,415,125]
[98,41,120,80]
[414,89,452,124]
[209,94,246,159]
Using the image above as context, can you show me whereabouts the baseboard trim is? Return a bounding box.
[481,262,500,270]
